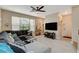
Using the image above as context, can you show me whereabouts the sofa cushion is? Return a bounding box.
[8,33,15,43]
[0,32,12,43]
[12,34,20,41]
[12,34,26,46]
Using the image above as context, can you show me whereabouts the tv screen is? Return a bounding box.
[45,22,57,30]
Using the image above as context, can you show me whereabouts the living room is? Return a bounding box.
[0,5,78,53]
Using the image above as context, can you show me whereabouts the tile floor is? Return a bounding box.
[35,36,77,53]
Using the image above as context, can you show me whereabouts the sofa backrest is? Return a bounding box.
[5,30,28,36]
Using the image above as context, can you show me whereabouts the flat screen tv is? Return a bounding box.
[45,22,57,30]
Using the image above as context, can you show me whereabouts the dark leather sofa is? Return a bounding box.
[5,30,29,36]
[5,30,32,43]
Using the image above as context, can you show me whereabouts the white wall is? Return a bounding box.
[72,6,79,52]
[44,13,60,40]
[72,6,79,42]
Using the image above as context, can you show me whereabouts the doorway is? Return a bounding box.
[61,14,72,41]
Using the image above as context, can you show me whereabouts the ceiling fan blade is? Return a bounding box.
[30,6,36,10]
[39,10,46,12]
[38,6,44,10]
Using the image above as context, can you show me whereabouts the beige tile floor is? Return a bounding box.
[35,36,77,53]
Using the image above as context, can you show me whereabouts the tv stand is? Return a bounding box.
[44,32,56,39]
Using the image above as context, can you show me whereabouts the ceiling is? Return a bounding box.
[0,5,72,18]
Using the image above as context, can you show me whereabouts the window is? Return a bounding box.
[20,18,29,30]
[12,16,29,31]
[12,17,20,30]
[30,19,35,32]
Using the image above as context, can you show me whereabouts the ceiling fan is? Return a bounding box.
[30,6,46,12]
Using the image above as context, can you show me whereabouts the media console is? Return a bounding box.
[44,32,56,39]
